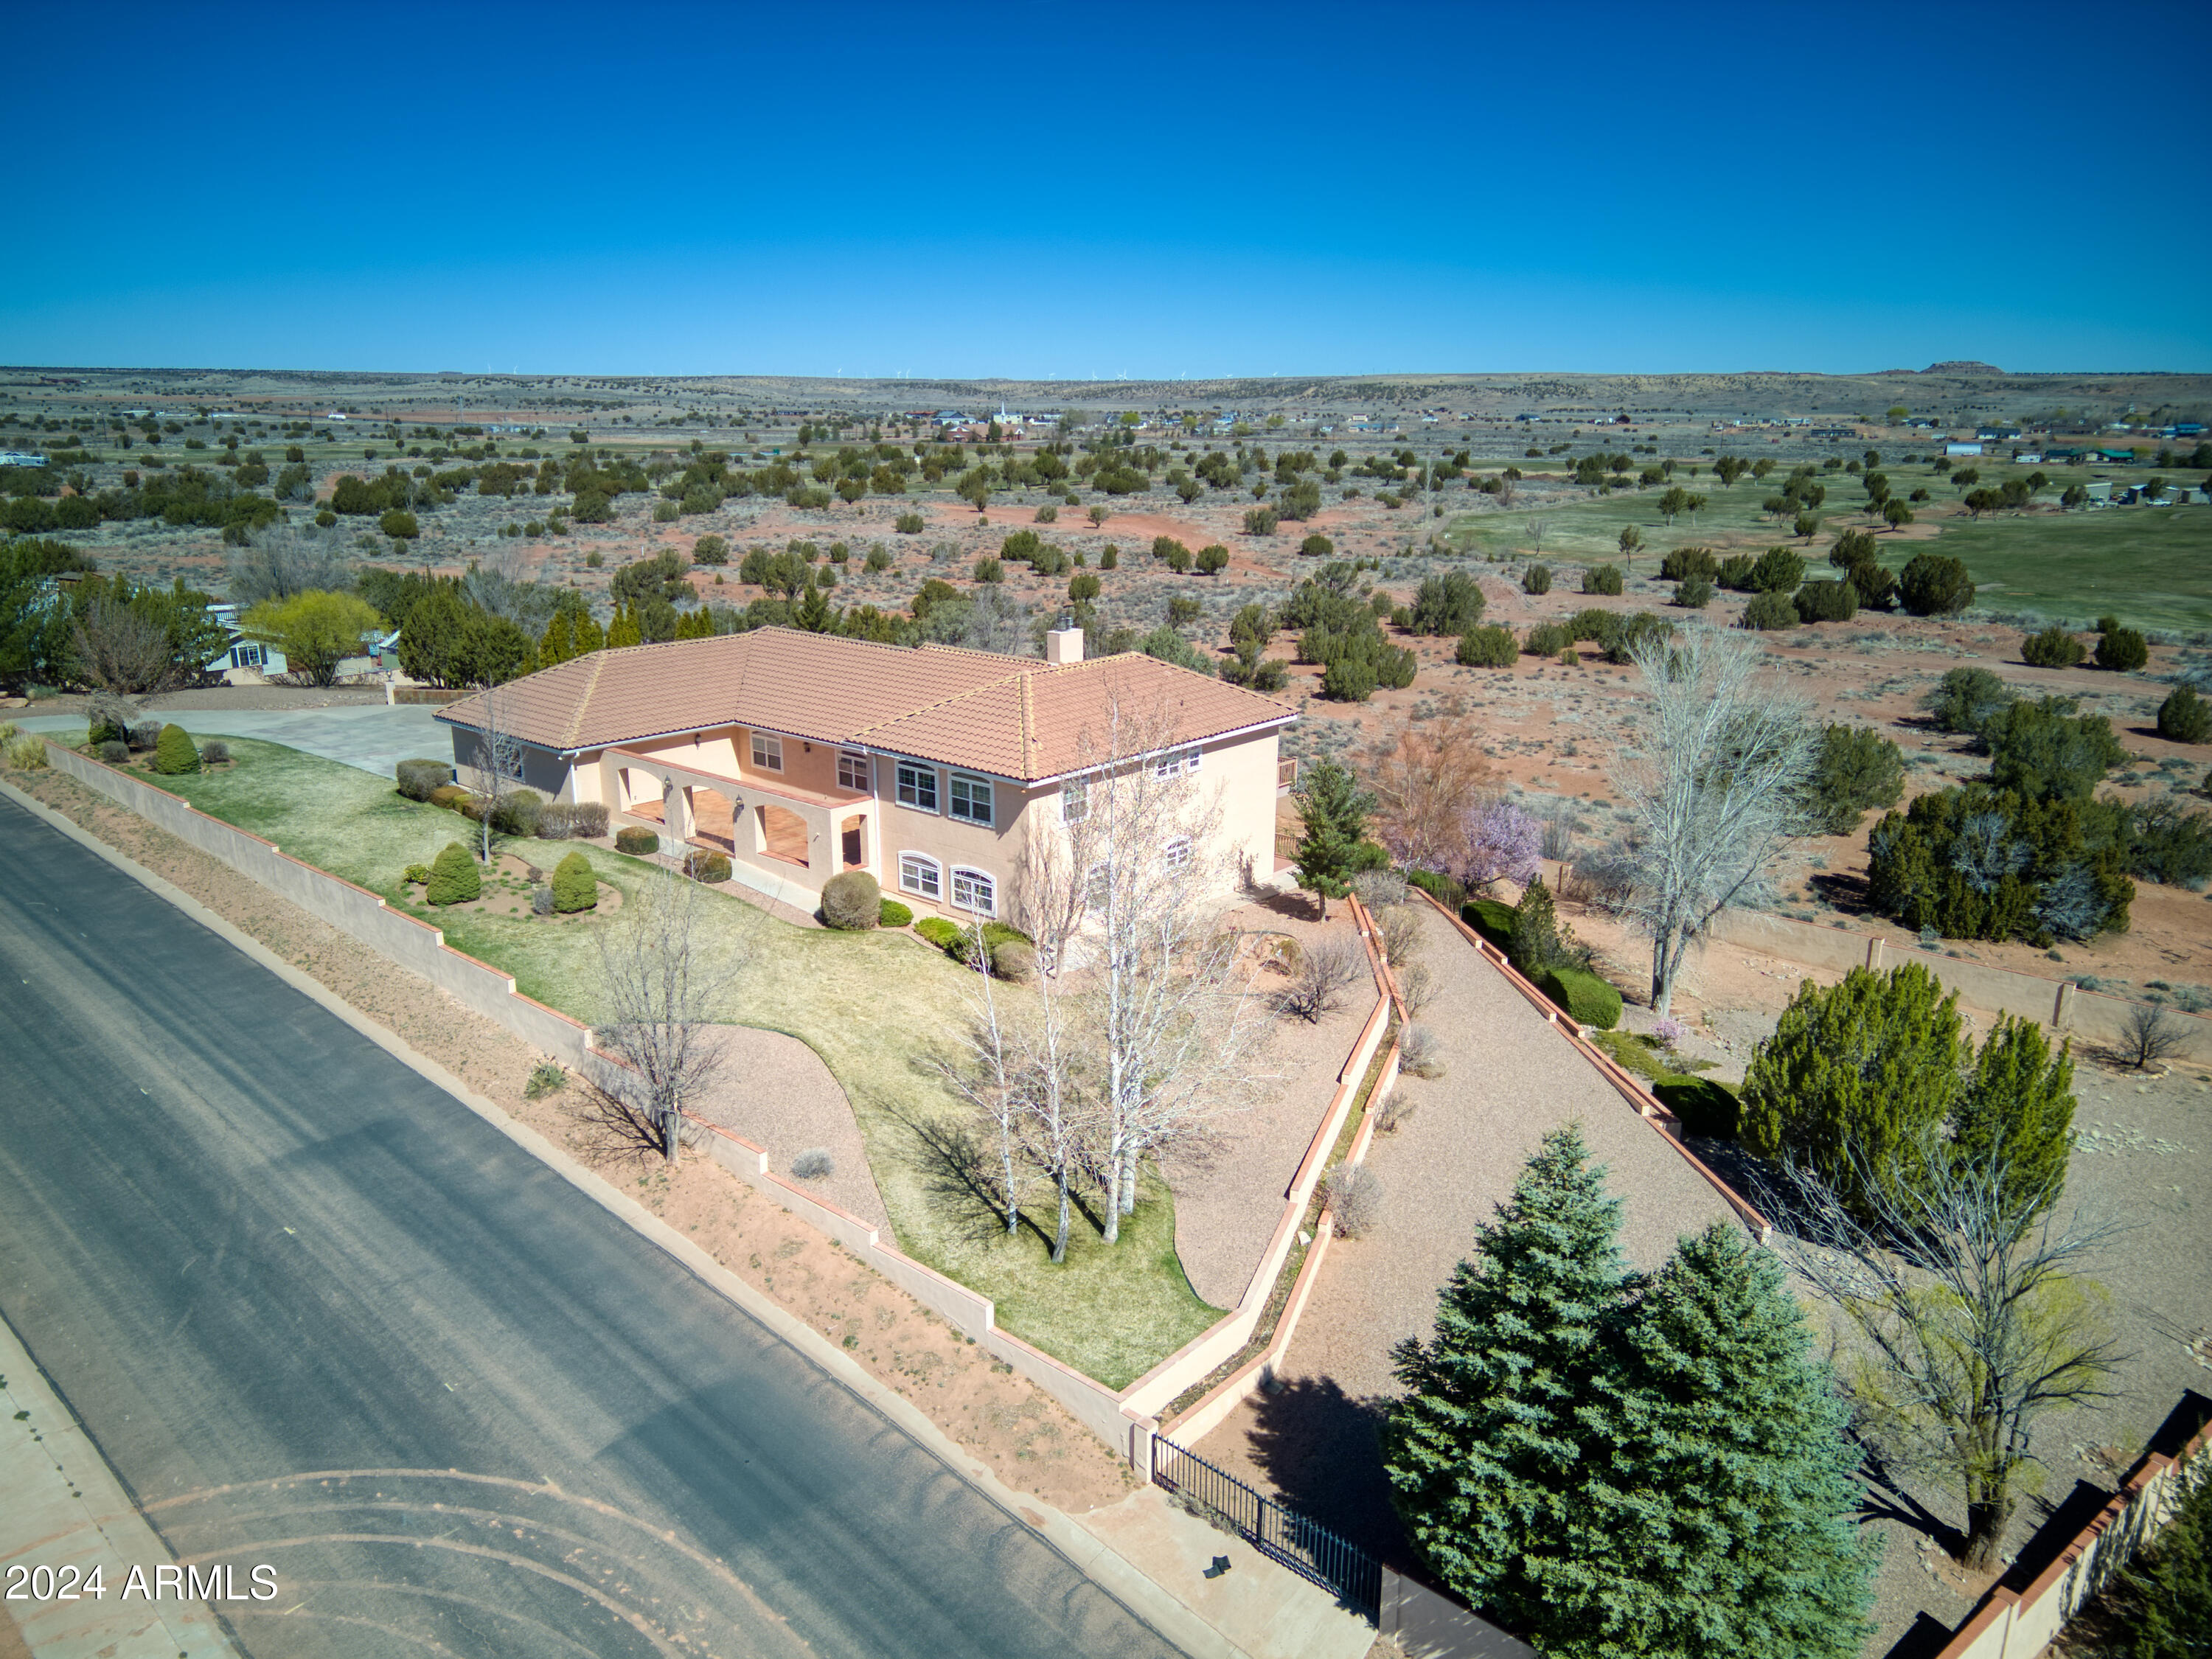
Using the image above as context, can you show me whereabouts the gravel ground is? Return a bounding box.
[1162,901,1379,1310]
[691,1025,892,1232]
[1195,898,1741,1569]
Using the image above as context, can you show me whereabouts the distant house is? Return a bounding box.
[2014,453,2043,466]
[0,451,48,467]
[2083,481,2115,503]
[205,602,288,678]
[2095,448,2138,463]
[1945,441,1984,457]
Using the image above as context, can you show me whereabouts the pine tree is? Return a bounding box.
[1507,875,1571,976]
[572,609,605,655]
[1565,1223,1877,1658]
[1383,1124,1633,1631]
[605,602,641,650]
[1951,1015,2075,1228]
[794,580,835,633]
[1291,757,1377,918]
[1738,963,1965,1217]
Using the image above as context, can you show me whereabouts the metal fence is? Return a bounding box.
[1150,1434,1382,1619]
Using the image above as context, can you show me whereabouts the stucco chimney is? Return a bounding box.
[1046,615,1085,665]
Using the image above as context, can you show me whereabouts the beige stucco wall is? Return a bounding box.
[875,758,1026,917]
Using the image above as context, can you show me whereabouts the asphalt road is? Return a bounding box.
[0,795,1185,1659]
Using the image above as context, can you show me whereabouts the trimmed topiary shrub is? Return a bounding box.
[879,897,914,928]
[914,916,961,950]
[615,826,660,856]
[821,870,882,930]
[1540,965,1623,1030]
[1654,1077,1741,1138]
[552,850,597,912]
[682,849,730,883]
[153,723,201,775]
[2095,626,2149,672]
[426,841,480,905]
[2157,684,2211,743]
[396,758,452,800]
[1461,896,1517,947]
[428,784,471,810]
[1456,625,1517,667]
[2020,626,2085,668]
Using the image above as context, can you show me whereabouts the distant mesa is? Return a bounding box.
[1922,360,2004,375]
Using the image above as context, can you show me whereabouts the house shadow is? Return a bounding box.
[1240,1375,1414,1573]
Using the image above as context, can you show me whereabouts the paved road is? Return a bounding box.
[0,796,1184,1659]
[17,706,445,779]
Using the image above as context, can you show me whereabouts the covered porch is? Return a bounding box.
[605,747,874,892]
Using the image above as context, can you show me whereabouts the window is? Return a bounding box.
[1085,863,1111,908]
[899,853,941,900]
[1060,779,1088,824]
[951,867,995,916]
[1163,835,1192,871]
[1153,745,1200,779]
[896,761,938,813]
[838,751,871,793]
[949,772,993,827]
[750,731,783,772]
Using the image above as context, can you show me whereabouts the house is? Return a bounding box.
[205,602,288,678]
[0,451,48,467]
[433,625,1298,919]
[1945,441,1984,457]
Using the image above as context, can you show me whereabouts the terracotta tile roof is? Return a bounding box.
[436,627,1293,781]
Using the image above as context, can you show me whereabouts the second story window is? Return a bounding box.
[949,773,993,827]
[838,751,871,793]
[751,732,783,772]
[896,761,937,813]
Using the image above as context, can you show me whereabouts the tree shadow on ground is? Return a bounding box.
[878,1091,1095,1258]
[1241,1375,1415,1572]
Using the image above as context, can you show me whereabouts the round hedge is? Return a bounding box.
[153,723,201,775]
[1539,966,1623,1030]
[879,898,914,928]
[614,826,660,856]
[552,850,597,913]
[426,841,480,905]
[821,870,882,930]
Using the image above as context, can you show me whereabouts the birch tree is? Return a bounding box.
[1605,627,1815,1015]
[469,678,529,863]
[594,865,749,1164]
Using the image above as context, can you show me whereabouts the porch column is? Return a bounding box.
[664,782,695,844]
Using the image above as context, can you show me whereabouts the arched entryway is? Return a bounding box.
[757,804,808,868]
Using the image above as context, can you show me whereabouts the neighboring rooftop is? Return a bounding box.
[435,626,1295,782]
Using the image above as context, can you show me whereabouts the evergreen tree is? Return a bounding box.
[793,580,835,633]
[1950,1015,2076,1228]
[538,608,574,666]
[1568,1224,1877,1658]
[605,602,641,650]
[1739,964,1965,1217]
[1292,757,1379,918]
[571,609,605,655]
[1383,1125,1634,1632]
[1507,875,1573,976]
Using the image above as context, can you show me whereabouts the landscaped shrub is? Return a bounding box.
[2158,684,2211,743]
[1461,896,1516,947]
[396,758,453,800]
[682,849,730,883]
[1742,589,1798,630]
[914,916,961,949]
[1521,563,1552,595]
[879,898,914,928]
[127,722,161,751]
[2096,625,2149,671]
[1581,563,1623,596]
[940,919,1033,973]
[429,783,471,810]
[820,870,882,930]
[2020,626,2086,668]
[1655,1077,1741,1138]
[1325,1161,1382,1237]
[614,826,659,856]
[1397,1023,1445,1079]
[1456,625,1517,667]
[537,801,611,839]
[991,939,1037,981]
[1522,621,1571,655]
[1540,966,1622,1029]
[532,886,555,914]
[426,841,480,905]
[490,790,544,837]
[790,1147,835,1180]
[198,740,229,765]
[552,850,597,912]
[97,739,129,765]
[1792,578,1858,624]
[152,723,200,775]
[403,862,431,884]
[1406,867,1466,908]
[5,733,48,769]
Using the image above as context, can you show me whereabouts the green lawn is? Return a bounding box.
[135,734,1223,1388]
[1442,462,2212,633]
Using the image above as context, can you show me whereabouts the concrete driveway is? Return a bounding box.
[16,703,448,779]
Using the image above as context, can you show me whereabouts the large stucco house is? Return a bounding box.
[434,623,1296,920]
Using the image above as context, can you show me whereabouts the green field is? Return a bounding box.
[108,734,1223,1387]
[1443,462,2212,633]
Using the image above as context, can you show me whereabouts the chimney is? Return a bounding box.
[1046,614,1084,665]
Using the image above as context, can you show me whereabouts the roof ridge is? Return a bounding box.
[562,651,608,749]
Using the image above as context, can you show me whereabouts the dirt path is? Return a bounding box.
[1,760,1134,1517]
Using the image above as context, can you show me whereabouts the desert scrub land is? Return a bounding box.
[91,731,1221,1386]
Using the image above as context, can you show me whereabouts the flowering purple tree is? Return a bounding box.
[1463,799,1543,891]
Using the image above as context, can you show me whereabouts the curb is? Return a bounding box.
[0,776,1257,1659]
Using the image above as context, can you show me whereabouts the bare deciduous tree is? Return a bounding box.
[1366,717,1493,874]
[1767,1133,2127,1571]
[1276,933,1366,1023]
[1605,627,1816,1015]
[72,599,187,699]
[1524,515,1550,557]
[465,681,529,863]
[593,866,749,1164]
[2118,1001,2191,1071]
[225,526,354,606]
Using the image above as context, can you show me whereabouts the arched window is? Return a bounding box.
[897,852,942,901]
[950,866,996,917]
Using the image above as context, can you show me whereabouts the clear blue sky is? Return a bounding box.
[8,1,2206,377]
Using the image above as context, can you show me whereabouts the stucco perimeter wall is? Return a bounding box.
[42,740,599,1066]
[1702,906,2210,1057]
[1935,1410,2212,1659]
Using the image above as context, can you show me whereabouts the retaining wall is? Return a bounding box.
[1935,1406,2212,1659]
